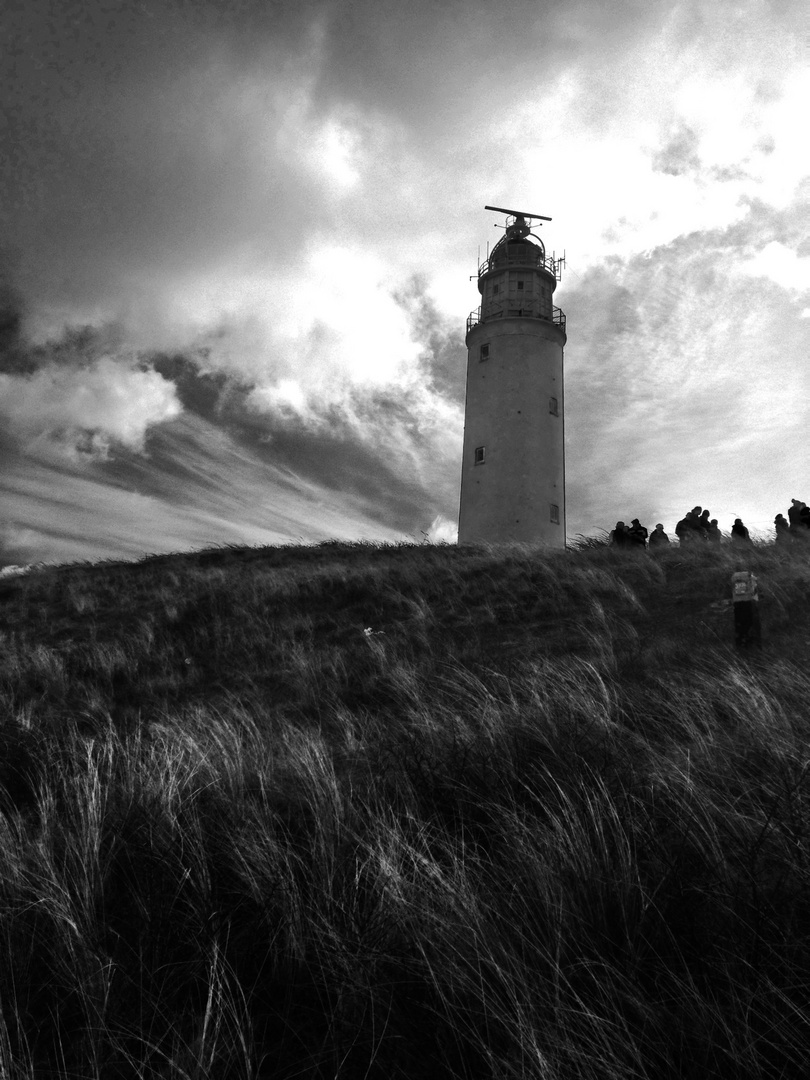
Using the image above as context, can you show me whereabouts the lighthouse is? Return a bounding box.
[458,205,566,546]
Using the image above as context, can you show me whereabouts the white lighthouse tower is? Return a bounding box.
[458,205,566,546]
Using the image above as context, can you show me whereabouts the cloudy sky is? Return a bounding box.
[1,0,807,566]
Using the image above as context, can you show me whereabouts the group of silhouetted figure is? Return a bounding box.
[609,499,810,549]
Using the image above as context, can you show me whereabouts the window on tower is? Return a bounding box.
[550,504,560,524]
[474,446,486,465]
[549,396,559,415]
[517,280,524,290]
[479,343,490,361]
[492,283,500,295]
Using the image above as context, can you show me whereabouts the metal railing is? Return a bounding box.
[467,305,566,335]
[477,252,561,278]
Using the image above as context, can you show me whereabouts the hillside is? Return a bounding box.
[0,539,810,1078]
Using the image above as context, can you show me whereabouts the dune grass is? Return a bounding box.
[0,538,809,1077]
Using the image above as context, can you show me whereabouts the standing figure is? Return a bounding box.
[675,513,691,545]
[732,570,761,648]
[609,521,631,547]
[681,508,702,543]
[690,507,708,541]
[648,524,670,549]
[731,518,752,546]
[707,519,723,544]
[788,499,804,535]
[774,514,791,544]
[628,518,648,548]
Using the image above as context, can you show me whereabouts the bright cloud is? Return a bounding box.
[312,118,362,189]
[735,240,810,292]
[0,359,181,457]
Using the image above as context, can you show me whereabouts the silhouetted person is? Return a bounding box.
[788,499,804,535]
[707,519,722,544]
[698,509,711,536]
[675,513,691,545]
[732,569,761,648]
[731,518,752,546]
[648,523,670,548]
[628,518,648,548]
[689,508,709,541]
[610,521,631,547]
[678,507,706,543]
[774,514,790,544]
[792,501,810,543]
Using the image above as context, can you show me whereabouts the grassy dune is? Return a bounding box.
[0,538,810,1078]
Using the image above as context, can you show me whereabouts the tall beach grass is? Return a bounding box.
[0,538,808,1076]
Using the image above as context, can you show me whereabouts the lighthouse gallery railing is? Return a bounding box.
[476,251,562,278]
[467,305,566,335]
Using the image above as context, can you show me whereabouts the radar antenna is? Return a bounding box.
[485,205,552,222]
[485,204,552,241]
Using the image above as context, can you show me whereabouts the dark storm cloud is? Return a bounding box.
[1,0,679,332]
[309,0,685,136]
[2,320,128,374]
[0,274,26,368]
[149,351,249,422]
[142,352,439,530]
[143,342,456,531]
[1,0,330,325]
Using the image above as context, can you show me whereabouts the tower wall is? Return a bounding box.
[458,317,566,545]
